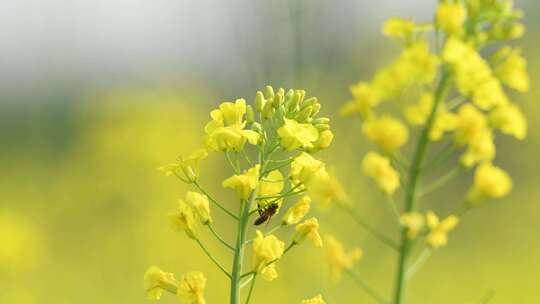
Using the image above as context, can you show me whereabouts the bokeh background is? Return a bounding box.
[1,0,538,303]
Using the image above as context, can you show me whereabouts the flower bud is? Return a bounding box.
[288,91,302,112]
[311,103,321,116]
[272,94,283,109]
[251,122,263,133]
[296,106,313,122]
[246,105,255,124]
[265,85,275,99]
[262,98,275,119]
[313,117,330,124]
[314,123,330,131]
[255,91,266,112]
[301,97,318,109]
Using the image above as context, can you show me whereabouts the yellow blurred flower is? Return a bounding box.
[301,294,326,304]
[460,128,495,168]
[282,196,311,226]
[177,271,206,304]
[0,212,43,272]
[400,212,425,239]
[311,129,334,152]
[290,153,327,186]
[293,217,323,247]
[222,165,260,200]
[169,200,198,239]
[430,110,458,141]
[144,266,177,300]
[436,2,466,35]
[426,211,459,249]
[260,263,278,281]
[489,103,527,140]
[185,191,212,224]
[341,82,381,117]
[494,47,530,92]
[361,151,400,195]
[405,93,434,125]
[382,17,416,40]
[307,172,347,208]
[277,118,319,151]
[362,115,408,151]
[453,104,488,145]
[467,163,512,203]
[252,230,285,277]
[325,235,362,281]
[259,170,284,197]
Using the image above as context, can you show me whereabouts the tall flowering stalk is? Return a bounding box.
[146,86,335,304]
[337,0,528,303]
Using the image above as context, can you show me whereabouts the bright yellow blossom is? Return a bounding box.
[400,212,425,239]
[222,165,260,200]
[290,152,327,186]
[460,128,495,167]
[307,172,347,208]
[430,111,458,141]
[157,149,208,183]
[405,93,434,125]
[362,115,408,151]
[144,266,177,300]
[361,152,400,195]
[252,230,285,278]
[169,200,198,239]
[218,99,246,125]
[184,191,212,224]
[282,196,311,226]
[467,163,512,203]
[436,2,466,35]
[177,272,206,304]
[426,211,459,249]
[382,17,416,41]
[325,235,362,281]
[489,103,527,140]
[311,129,334,152]
[453,104,488,145]
[293,217,323,247]
[301,294,326,304]
[494,47,530,92]
[277,118,319,151]
[260,263,278,281]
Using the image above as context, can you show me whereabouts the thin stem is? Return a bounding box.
[226,152,240,174]
[418,167,461,197]
[405,248,432,279]
[423,142,457,171]
[195,238,231,279]
[207,223,235,251]
[340,205,399,251]
[244,274,257,304]
[230,195,254,304]
[393,69,450,304]
[345,269,389,304]
[480,290,496,304]
[242,150,253,166]
[193,181,238,220]
[386,195,401,223]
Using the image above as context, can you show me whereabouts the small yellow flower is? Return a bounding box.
[361,152,400,195]
[293,217,323,247]
[184,191,212,224]
[260,263,278,281]
[460,128,495,168]
[177,272,206,304]
[301,294,326,304]
[325,235,362,281]
[400,212,425,239]
[222,165,260,200]
[405,93,434,125]
[436,2,466,35]
[453,104,488,145]
[467,163,512,203]
[290,153,327,186]
[494,47,530,92]
[157,149,208,183]
[252,230,285,276]
[426,211,459,249]
[169,200,198,239]
[144,266,177,300]
[489,103,527,140]
[307,172,347,209]
[277,118,319,151]
[362,115,409,151]
[429,111,458,141]
[472,77,509,110]
[218,99,246,126]
[382,17,416,40]
[311,129,334,152]
[341,82,381,117]
[282,196,311,226]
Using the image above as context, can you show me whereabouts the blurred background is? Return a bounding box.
[1,0,538,303]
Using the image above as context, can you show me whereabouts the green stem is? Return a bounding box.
[405,248,432,279]
[193,181,238,220]
[393,70,450,304]
[226,152,240,174]
[244,274,257,304]
[418,167,461,197]
[345,269,389,304]
[207,223,235,251]
[195,238,231,279]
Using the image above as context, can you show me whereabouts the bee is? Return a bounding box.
[253,202,279,226]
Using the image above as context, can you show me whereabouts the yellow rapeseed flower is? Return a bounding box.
[426,211,459,249]
[252,230,285,278]
[169,199,198,239]
[361,151,400,195]
[144,266,177,300]
[362,115,408,151]
[489,103,527,140]
[460,128,495,167]
[341,82,381,117]
[405,93,434,125]
[467,162,512,203]
[290,152,327,186]
[494,47,530,92]
[311,129,334,152]
[325,235,362,281]
[436,2,466,35]
[157,149,208,183]
[382,17,416,41]
[277,118,319,151]
[177,271,206,304]
[282,196,311,226]
[453,104,488,145]
[429,110,458,141]
[307,172,347,208]
[400,212,425,239]
[293,217,323,247]
[185,191,212,224]
[301,294,327,304]
[222,165,260,200]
